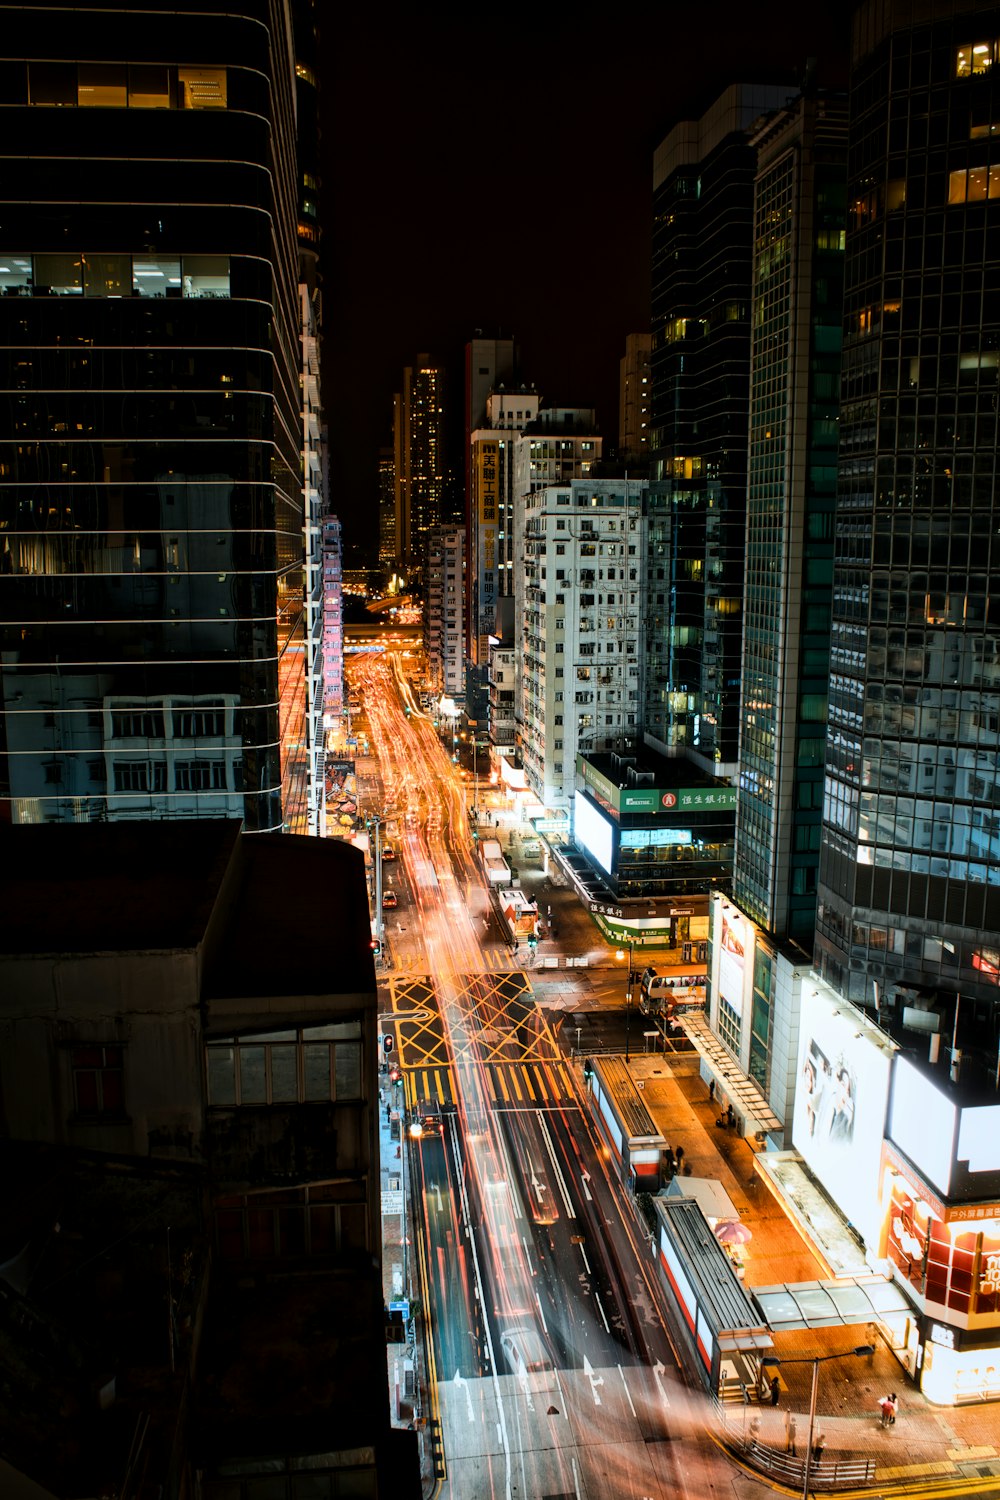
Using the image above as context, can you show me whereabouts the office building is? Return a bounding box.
[0,3,313,833]
[815,3,1000,1013]
[322,511,344,725]
[618,331,651,465]
[393,355,446,568]
[378,445,397,565]
[645,83,793,777]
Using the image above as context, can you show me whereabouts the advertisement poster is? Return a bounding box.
[792,991,892,1249]
[326,759,357,830]
[718,912,746,1016]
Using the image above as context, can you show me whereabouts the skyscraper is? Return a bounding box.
[815,1,1000,1012]
[393,355,446,569]
[645,84,792,776]
[618,331,651,465]
[0,3,308,832]
[734,92,847,950]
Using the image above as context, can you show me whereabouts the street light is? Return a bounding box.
[615,942,634,1064]
[769,1345,874,1498]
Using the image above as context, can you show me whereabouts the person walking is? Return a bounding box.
[770,1376,781,1406]
[879,1393,895,1428]
[784,1411,797,1455]
[748,1413,761,1447]
[888,1392,898,1425]
[812,1430,826,1464]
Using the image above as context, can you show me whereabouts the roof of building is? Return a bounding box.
[0,823,374,999]
[655,1195,771,1340]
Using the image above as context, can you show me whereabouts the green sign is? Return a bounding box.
[577,756,736,815]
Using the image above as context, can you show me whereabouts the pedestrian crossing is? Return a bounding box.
[392,947,523,975]
[404,1060,579,1111]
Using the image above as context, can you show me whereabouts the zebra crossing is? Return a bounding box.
[404,1059,579,1113]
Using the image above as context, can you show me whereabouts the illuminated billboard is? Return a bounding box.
[887,1061,1000,1201]
[574,791,614,875]
[792,991,893,1248]
[718,911,746,1016]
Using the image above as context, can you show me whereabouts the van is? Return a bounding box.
[499,1326,557,1396]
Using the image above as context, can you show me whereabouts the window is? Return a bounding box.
[175,760,227,791]
[34,253,82,296]
[128,64,171,109]
[72,1045,124,1119]
[111,710,161,738]
[78,63,127,107]
[182,255,230,298]
[0,255,31,294]
[956,41,997,76]
[133,252,181,296]
[28,62,76,106]
[176,706,226,737]
[84,253,130,297]
[113,761,166,793]
[206,1024,363,1106]
[177,66,227,109]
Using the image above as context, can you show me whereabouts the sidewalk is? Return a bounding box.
[623,1050,1000,1492]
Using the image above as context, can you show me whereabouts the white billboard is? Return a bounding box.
[792,991,893,1249]
[574,791,614,875]
[888,1056,956,1196]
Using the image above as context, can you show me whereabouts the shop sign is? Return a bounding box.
[981,1253,1000,1297]
[930,1322,956,1349]
[589,901,624,919]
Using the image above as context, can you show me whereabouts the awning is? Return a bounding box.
[718,1331,776,1353]
[752,1275,914,1333]
[676,1012,783,1135]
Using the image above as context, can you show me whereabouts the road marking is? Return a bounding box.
[653,1359,671,1407]
[618,1364,638,1418]
[594,1292,610,1332]
[453,1369,476,1424]
[581,1170,593,1201]
[583,1355,605,1406]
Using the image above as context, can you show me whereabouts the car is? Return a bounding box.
[382,890,397,909]
[410,1098,442,1137]
[499,1327,558,1397]
[381,845,396,861]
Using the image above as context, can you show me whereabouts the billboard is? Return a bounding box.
[792,990,893,1248]
[574,791,614,874]
[888,1057,956,1196]
[718,911,747,1016]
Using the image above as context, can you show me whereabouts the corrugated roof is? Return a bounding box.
[655,1196,772,1340]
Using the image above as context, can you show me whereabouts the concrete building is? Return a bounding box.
[619,331,651,465]
[378,444,397,564]
[0,3,316,833]
[0,818,417,1492]
[424,526,464,698]
[519,478,645,817]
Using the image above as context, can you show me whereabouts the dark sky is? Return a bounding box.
[318,3,851,561]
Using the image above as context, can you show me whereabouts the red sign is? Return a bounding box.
[661,793,677,808]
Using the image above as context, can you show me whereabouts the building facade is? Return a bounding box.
[0,4,311,832]
[815,2,1000,1010]
[645,84,793,777]
[394,355,446,569]
[424,526,464,698]
[618,331,651,465]
[322,512,344,724]
[519,478,645,814]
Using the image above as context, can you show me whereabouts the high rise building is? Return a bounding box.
[618,332,651,465]
[393,355,446,569]
[378,445,397,565]
[322,512,344,724]
[815,2,1000,1013]
[645,84,793,777]
[0,3,309,832]
[734,93,847,948]
[519,478,645,815]
[424,526,464,699]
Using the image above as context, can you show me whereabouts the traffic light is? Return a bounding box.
[528,936,538,951]
[382,1033,394,1056]
[370,937,381,957]
[472,829,479,841]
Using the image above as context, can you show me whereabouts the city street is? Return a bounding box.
[351,644,729,1500]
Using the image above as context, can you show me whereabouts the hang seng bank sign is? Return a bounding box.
[577,759,737,816]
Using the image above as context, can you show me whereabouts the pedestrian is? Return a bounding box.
[748,1413,761,1446]
[879,1394,894,1428]
[888,1392,898,1425]
[770,1376,780,1407]
[727,1102,735,1128]
[812,1430,826,1464]
[708,1080,715,1102]
[674,1146,685,1169]
[784,1411,797,1455]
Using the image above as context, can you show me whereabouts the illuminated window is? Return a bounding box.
[0,256,32,294]
[78,63,127,107]
[949,166,1000,202]
[182,255,230,298]
[33,253,82,295]
[956,41,997,77]
[132,252,181,296]
[84,253,130,297]
[128,64,171,109]
[177,66,227,109]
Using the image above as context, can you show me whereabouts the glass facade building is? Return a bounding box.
[815,1,1000,1006]
[0,4,306,831]
[646,84,793,774]
[734,94,847,947]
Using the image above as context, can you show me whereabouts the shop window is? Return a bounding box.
[34,253,82,296]
[78,63,127,107]
[133,252,181,296]
[182,255,230,298]
[72,1045,125,1119]
[28,62,76,106]
[128,64,171,109]
[177,66,227,109]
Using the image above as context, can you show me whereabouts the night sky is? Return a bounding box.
[318,3,851,562]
